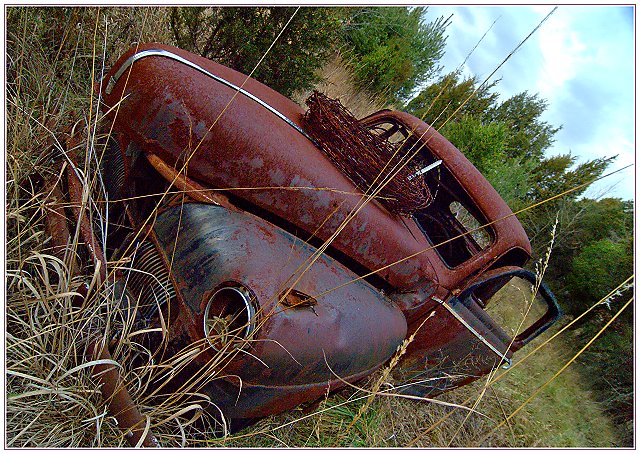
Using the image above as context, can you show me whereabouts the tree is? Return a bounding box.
[404,71,499,129]
[535,197,632,287]
[572,198,633,243]
[439,115,536,209]
[486,92,560,160]
[405,74,559,162]
[341,7,450,103]
[170,7,341,96]
[527,154,615,203]
[520,155,616,254]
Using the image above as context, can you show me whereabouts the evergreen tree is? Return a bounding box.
[342,7,450,103]
[486,92,560,160]
[404,71,499,129]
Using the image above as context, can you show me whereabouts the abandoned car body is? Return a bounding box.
[48,43,562,434]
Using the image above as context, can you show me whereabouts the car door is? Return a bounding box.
[362,114,561,396]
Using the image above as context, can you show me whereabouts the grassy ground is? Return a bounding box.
[217,342,620,448]
[5,6,628,448]
[220,285,621,448]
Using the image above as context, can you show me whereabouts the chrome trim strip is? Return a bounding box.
[105,49,313,141]
[441,299,512,369]
[408,159,442,181]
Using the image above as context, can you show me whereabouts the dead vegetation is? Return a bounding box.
[5,6,625,448]
[292,52,389,118]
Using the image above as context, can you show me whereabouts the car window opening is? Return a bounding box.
[368,118,494,268]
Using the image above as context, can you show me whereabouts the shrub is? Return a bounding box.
[170,7,341,97]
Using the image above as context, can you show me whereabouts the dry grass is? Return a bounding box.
[5,6,625,448]
[292,52,389,118]
[5,7,220,447]
[218,254,622,448]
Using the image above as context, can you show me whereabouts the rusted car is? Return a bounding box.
[48,43,562,436]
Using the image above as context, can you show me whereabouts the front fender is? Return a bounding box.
[152,203,407,407]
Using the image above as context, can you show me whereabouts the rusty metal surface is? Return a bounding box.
[66,160,107,283]
[87,43,562,424]
[42,171,75,263]
[141,202,407,418]
[360,110,532,291]
[361,109,532,257]
[99,43,438,294]
[99,44,532,302]
[72,284,160,447]
[394,295,513,397]
[145,151,236,210]
[87,340,160,447]
[153,203,407,384]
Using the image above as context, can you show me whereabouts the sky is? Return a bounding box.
[423,5,635,201]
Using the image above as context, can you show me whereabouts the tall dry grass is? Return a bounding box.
[218,242,623,448]
[5,6,626,448]
[5,7,222,447]
[292,52,390,118]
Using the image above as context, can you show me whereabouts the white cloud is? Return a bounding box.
[424,5,635,201]
[536,13,589,97]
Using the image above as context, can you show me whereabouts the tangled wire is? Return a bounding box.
[303,91,433,216]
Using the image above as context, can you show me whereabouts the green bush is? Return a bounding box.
[170,7,341,97]
[566,238,633,315]
[342,7,450,103]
